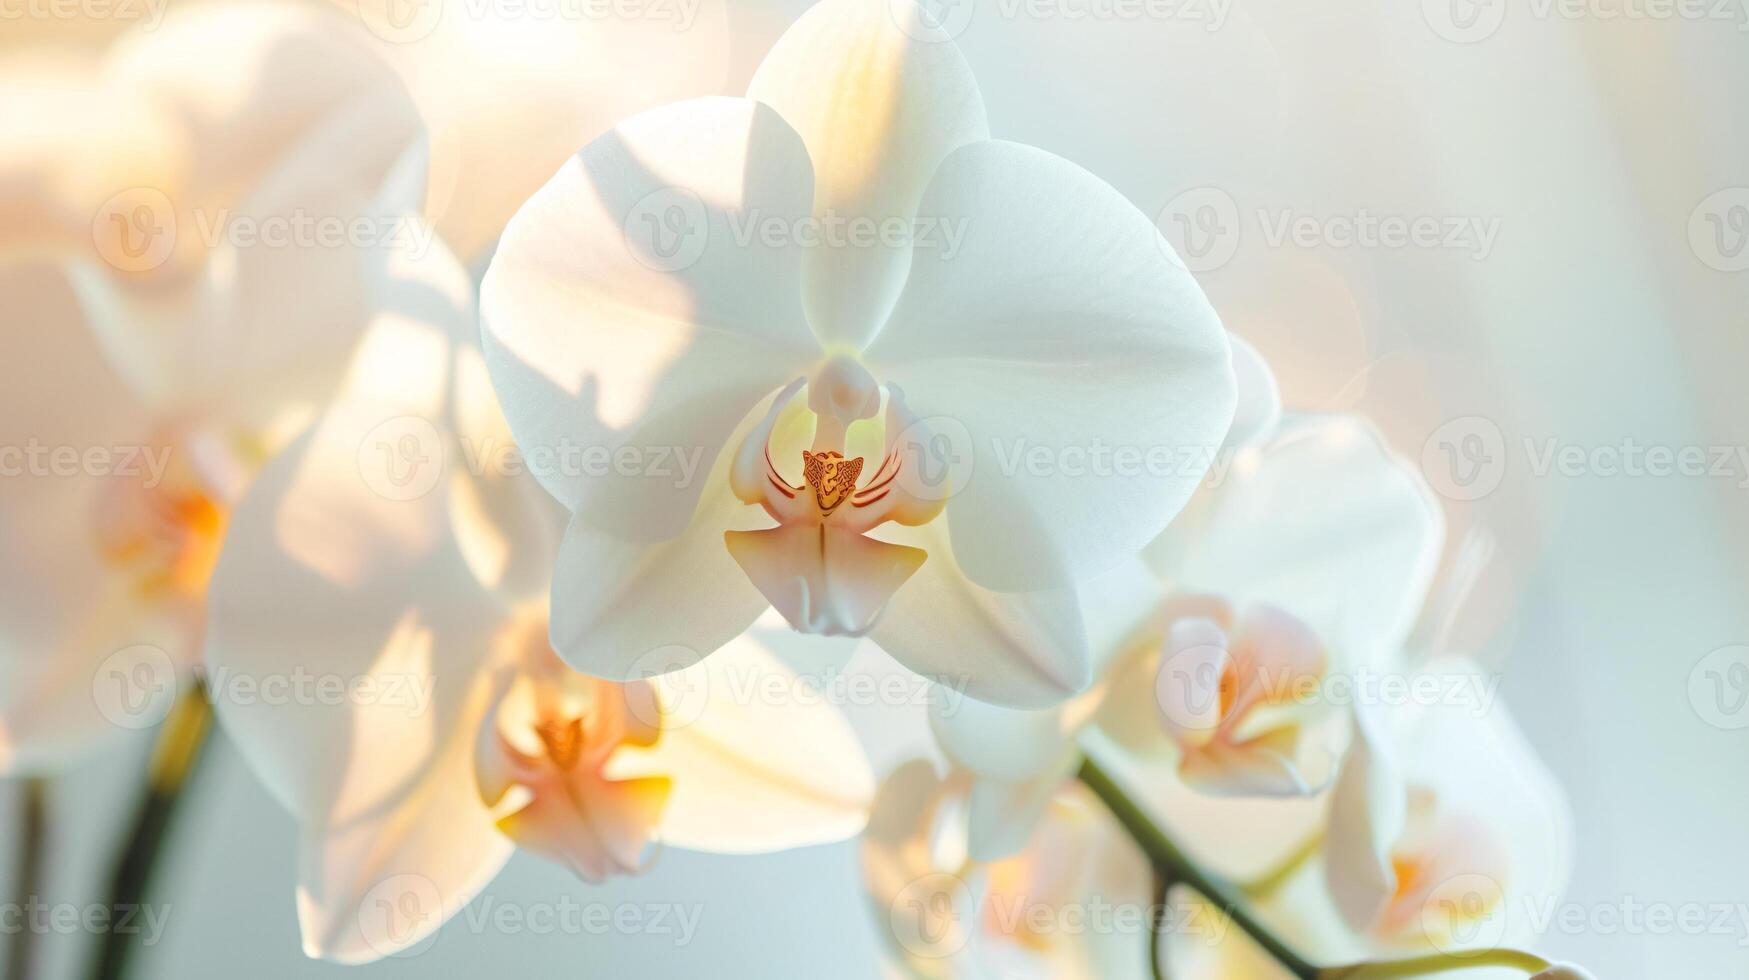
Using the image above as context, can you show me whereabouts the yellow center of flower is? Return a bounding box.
[723,356,947,636]
[93,452,231,600]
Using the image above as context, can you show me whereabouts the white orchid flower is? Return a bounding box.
[1153,661,1572,978]
[478,0,1237,708]
[0,4,426,772]
[930,413,1445,860]
[863,760,1153,980]
[1323,658,1573,958]
[203,223,876,964]
[332,0,731,261]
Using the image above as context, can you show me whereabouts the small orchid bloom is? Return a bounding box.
[205,224,876,964]
[1154,661,1572,977]
[929,413,1444,859]
[3,4,426,431]
[863,760,1153,980]
[479,0,1237,708]
[1324,658,1573,957]
[0,7,425,773]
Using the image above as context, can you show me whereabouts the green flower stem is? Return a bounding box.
[1149,866,1174,980]
[88,682,214,980]
[5,778,48,980]
[1077,755,1556,980]
[1318,950,1552,978]
[1076,756,1323,979]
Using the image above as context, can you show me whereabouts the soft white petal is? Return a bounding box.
[1145,414,1444,668]
[606,633,876,852]
[78,4,425,427]
[1324,703,1409,934]
[0,264,186,773]
[203,234,507,823]
[294,668,513,965]
[347,0,731,260]
[865,139,1234,592]
[964,754,1077,861]
[480,96,821,530]
[746,0,989,348]
[546,408,775,679]
[1226,331,1282,448]
[869,517,1088,708]
[1396,658,1574,945]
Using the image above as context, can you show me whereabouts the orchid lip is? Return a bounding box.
[723,358,947,637]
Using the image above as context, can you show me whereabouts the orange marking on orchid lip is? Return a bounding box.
[864,451,898,484]
[535,716,587,771]
[768,474,796,499]
[851,488,891,508]
[803,450,863,515]
[856,454,900,496]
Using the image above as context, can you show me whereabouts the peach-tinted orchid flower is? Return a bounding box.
[204,222,876,964]
[1323,659,1573,958]
[478,0,1238,709]
[1152,661,1572,977]
[863,760,1154,980]
[928,414,1445,861]
[0,4,425,773]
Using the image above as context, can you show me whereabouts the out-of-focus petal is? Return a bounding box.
[746,0,989,349]
[964,752,1078,861]
[293,667,512,964]
[202,229,505,823]
[1324,703,1409,933]
[480,96,820,528]
[607,633,875,852]
[0,263,185,773]
[1225,331,1281,448]
[866,139,1234,592]
[1145,414,1444,669]
[343,0,731,260]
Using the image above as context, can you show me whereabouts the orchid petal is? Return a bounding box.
[547,473,769,681]
[1324,703,1409,933]
[480,96,820,529]
[869,517,1089,708]
[606,633,876,852]
[1226,331,1282,448]
[865,139,1234,592]
[746,0,989,349]
[0,263,184,773]
[1145,414,1444,668]
[346,0,731,260]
